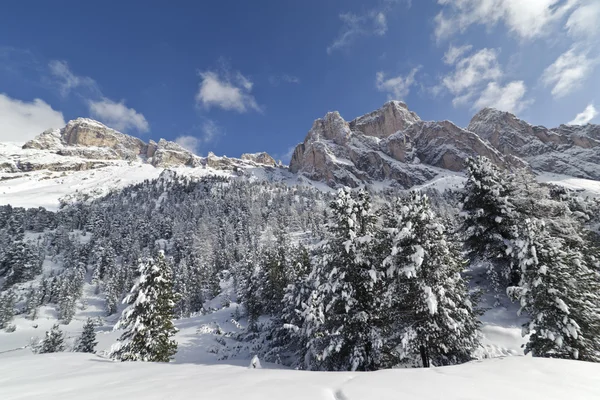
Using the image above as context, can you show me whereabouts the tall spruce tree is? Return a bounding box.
[383,192,481,367]
[508,218,600,362]
[24,285,41,320]
[0,290,15,329]
[110,251,178,362]
[293,188,384,371]
[75,318,98,353]
[462,156,519,302]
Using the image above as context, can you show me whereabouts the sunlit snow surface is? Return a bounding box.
[1,352,599,400]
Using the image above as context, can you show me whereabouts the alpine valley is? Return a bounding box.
[1,102,600,399]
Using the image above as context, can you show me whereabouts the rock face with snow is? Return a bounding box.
[22,118,198,168]
[290,101,600,187]
[241,152,276,166]
[468,108,600,179]
[290,101,517,187]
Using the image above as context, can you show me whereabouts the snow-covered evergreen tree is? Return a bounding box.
[0,290,15,329]
[1,239,43,287]
[39,324,65,353]
[75,318,97,353]
[461,156,519,301]
[508,218,600,362]
[383,192,481,367]
[291,188,384,371]
[110,251,178,362]
[24,285,41,320]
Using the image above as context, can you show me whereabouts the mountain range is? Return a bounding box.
[1,101,600,208]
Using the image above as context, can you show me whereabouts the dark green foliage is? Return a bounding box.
[110,252,178,362]
[75,318,98,353]
[383,192,481,367]
[0,290,15,329]
[39,324,65,354]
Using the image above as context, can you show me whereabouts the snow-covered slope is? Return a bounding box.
[1,353,598,400]
[0,140,302,210]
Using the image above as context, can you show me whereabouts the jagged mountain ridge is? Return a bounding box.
[19,117,277,171]
[0,118,284,209]
[468,108,600,180]
[1,101,600,210]
[290,101,600,186]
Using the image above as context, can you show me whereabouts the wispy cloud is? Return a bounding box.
[541,46,597,98]
[440,45,531,113]
[434,0,579,42]
[0,93,66,142]
[473,81,532,113]
[375,67,421,99]
[48,60,100,97]
[566,0,600,38]
[88,98,149,133]
[568,103,597,125]
[443,44,473,65]
[48,60,149,133]
[327,11,388,54]
[327,0,410,54]
[442,48,502,96]
[175,119,223,155]
[196,68,261,113]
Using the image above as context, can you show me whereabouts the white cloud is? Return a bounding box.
[442,48,502,95]
[49,59,149,131]
[175,136,201,154]
[48,60,99,97]
[327,9,389,54]
[0,93,65,142]
[175,119,223,155]
[443,44,473,65]
[276,145,297,165]
[434,0,579,41]
[473,81,531,113]
[88,98,149,133]
[566,1,600,38]
[568,103,597,125]
[541,46,596,98]
[196,70,260,113]
[376,67,420,99]
[439,46,531,112]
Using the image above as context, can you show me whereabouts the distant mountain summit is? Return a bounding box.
[290,101,600,186]
[467,108,600,179]
[16,118,278,172]
[1,102,600,209]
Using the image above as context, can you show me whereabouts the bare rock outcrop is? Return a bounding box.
[22,118,202,168]
[468,108,600,179]
[289,102,516,187]
[241,152,276,166]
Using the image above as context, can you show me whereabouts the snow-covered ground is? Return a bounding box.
[1,353,599,399]
[537,172,600,197]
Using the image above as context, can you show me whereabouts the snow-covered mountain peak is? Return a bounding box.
[289,101,513,187]
[350,100,421,139]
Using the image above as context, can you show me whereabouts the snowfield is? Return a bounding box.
[1,353,599,400]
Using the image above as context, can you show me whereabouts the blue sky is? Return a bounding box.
[1,0,599,161]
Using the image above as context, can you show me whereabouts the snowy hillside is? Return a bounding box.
[1,353,599,400]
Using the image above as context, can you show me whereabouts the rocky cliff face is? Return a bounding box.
[22,118,196,167]
[468,109,600,179]
[289,101,518,188]
[290,101,600,187]
[241,152,277,166]
[19,118,278,173]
